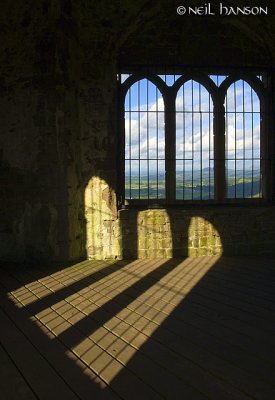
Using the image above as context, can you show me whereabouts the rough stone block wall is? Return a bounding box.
[1,2,275,264]
[87,207,275,260]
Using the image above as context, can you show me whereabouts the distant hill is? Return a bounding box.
[126,168,260,181]
[125,169,261,199]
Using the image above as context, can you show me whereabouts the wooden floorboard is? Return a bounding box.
[0,256,275,400]
[0,308,78,400]
[0,342,37,400]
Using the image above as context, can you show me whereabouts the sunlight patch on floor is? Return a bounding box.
[7,256,220,383]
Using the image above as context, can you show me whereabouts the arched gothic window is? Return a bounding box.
[225,80,261,198]
[124,78,165,200]
[119,70,270,206]
[176,80,214,200]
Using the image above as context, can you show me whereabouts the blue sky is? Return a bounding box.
[123,75,261,178]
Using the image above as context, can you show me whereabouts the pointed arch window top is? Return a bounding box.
[119,69,270,205]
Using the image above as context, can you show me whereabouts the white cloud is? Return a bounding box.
[125,79,261,175]
[225,82,260,112]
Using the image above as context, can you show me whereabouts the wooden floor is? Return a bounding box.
[0,256,275,400]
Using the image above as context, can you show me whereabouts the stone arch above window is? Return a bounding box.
[124,78,165,201]
[118,69,272,206]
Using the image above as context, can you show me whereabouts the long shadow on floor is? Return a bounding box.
[1,256,275,399]
[109,256,275,399]
[0,260,133,399]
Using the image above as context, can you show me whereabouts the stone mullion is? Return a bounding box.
[213,94,226,203]
[165,89,176,205]
[117,79,126,207]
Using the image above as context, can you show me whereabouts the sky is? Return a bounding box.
[123,75,261,180]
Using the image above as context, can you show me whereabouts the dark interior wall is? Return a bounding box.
[119,1,275,67]
[0,1,274,263]
[0,1,84,262]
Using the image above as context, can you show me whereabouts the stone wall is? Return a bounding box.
[86,207,275,259]
[0,1,275,264]
[0,1,85,263]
